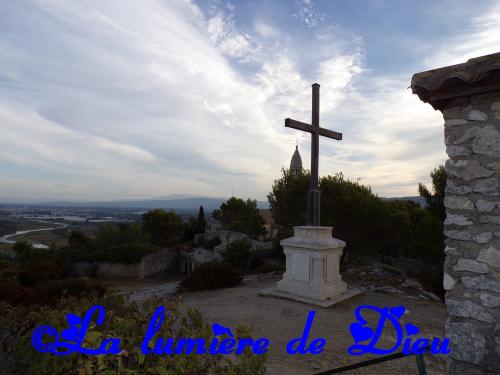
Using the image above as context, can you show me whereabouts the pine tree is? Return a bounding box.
[195,205,206,234]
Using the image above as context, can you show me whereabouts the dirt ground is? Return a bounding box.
[174,273,447,375]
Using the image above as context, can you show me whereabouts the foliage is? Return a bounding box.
[221,238,253,269]
[142,209,184,246]
[0,220,17,236]
[68,229,94,249]
[95,222,148,249]
[216,197,266,238]
[202,236,221,250]
[0,294,266,374]
[179,262,243,292]
[267,168,444,266]
[181,216,197,243]
[0,275,105,306]
[194,205,206,234]
[418,165,446,222]
[94,243,159,264]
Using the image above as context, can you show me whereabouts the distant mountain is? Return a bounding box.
[381,196,427,208]
[13,196,269,212]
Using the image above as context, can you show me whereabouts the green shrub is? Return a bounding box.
[180,262,243,291]
[203,236,222,250]
[0,277,105,306]
[95,242,158,264]
[0,294,266,374]
[221,238,252,268]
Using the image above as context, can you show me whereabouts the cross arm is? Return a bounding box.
[285,118,342,140]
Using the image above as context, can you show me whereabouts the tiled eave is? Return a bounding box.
[411,52,500,110]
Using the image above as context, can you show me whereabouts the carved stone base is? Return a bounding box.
[260,226,360,306]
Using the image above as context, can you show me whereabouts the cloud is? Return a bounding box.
[0,0,496,202]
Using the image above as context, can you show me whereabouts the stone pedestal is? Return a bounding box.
[260,226,360,307]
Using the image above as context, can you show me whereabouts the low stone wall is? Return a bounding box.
[142,248,179,278]
[73,261,142,279]
[73,248,180,279]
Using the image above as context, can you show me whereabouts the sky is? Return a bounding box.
[1,0,500,202]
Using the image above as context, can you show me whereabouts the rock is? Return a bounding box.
[446,181,472,194]
[477,246,500,270]
[445,230,472,241]
[445,213,473,226]
[472,125,500,157]
[445,246,461,256]
[495,231,500,237]
[479,215,500,224]
[451,126,479,145]
[447,298,494,323]
[462,275,500,293]
[444,119,468,127]
[447,322,487,365]
[486,162,500,170]
[492,101,500,111]
[468,110,488,121]
[454,259,489,273]
[473,232,493,244]
[443,106,464,119]
[476,199,496,212]
[473,178,498,194]
[480,293,500,307]
[444,196,474,210]
[446,160,494,181]
[446,145,471,157]
[443,272,456,290]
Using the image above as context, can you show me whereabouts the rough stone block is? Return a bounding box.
[473,232,493,244]
[480,293,500,307]
[472,125,500,157]
[446,181,472,194]
[477,246,500,270]
[447,298,494,323]
[476,199,496,212]
[445,230,472,241]
[462,275,500,293]
[444,119,468,127]
[443,272,456,290]
[454,258,489,273]
[447,322,487,365]
[444,196,474,210]
[445,213,473,226]
[473,177,499,194]
[446,160,494,181]
[468,109,488,121]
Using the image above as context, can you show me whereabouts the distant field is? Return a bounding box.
[9,230,68,247]
[0,219,55,231]
[0,242,14,258]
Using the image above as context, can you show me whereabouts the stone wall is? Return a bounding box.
[74,248,180,279]
[442,92,500,374]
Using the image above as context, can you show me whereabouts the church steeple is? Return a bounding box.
[290,145,303,176]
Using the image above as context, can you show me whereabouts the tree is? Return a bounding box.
[418,165,446,222]
[194,205,206,234]
[217,197,266,238]
[142,209,184,246]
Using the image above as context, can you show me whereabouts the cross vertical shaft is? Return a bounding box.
[284,83,342,227]
[308,83,320,226]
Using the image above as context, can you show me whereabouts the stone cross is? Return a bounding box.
[285,83,342,226]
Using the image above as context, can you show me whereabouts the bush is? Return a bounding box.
[221,238,253,268]
[0,294,266,374]
[95,242,159,264]
[202,236,221,250]
[0,277,105,306]
[179,262,243,291]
